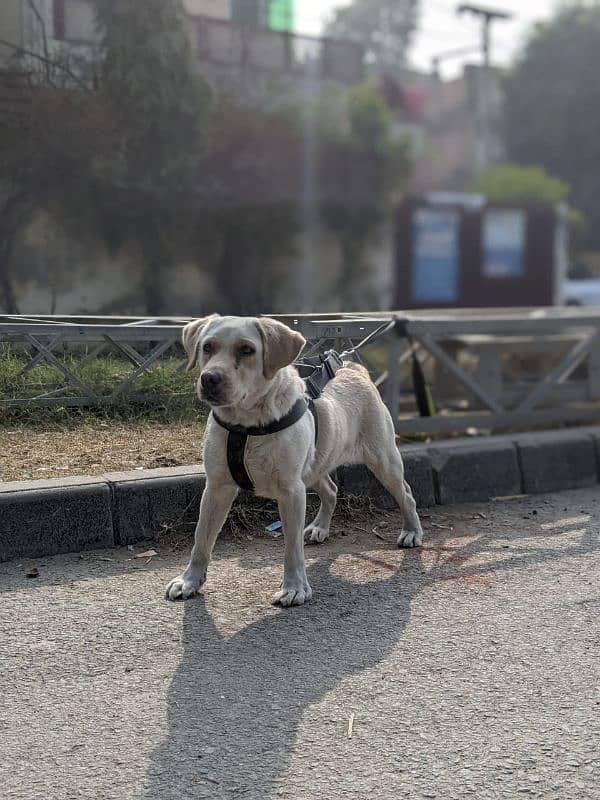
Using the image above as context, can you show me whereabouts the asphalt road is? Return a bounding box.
[1,488,599,800]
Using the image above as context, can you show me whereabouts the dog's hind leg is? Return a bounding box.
[304,473,338,544]
[365,445,423,548]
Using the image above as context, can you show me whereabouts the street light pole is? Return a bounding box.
[457,4,512,67]
[457,4,513,168]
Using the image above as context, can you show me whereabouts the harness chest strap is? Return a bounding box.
[211,350,342,492]
[211,396,318,492]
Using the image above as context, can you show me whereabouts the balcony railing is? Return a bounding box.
[192,15,364,84]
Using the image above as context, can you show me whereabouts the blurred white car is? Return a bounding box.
[563,278,600,306]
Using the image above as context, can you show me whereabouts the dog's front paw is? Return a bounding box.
[397,530,423,548]
[165,567,206,601]
[271,578,313,607]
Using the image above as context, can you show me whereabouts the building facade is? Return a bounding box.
[412,64,505,192]
[0,0,360,88]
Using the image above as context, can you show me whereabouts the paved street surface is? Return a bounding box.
[1,488,599,800]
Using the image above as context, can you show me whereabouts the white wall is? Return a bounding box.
[10,211,395,315]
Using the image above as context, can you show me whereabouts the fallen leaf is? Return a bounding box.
[135,549,158,559]
[25,567,39,578]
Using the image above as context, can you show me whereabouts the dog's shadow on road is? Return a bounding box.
[144,540,427,799]
[143,514,597,800]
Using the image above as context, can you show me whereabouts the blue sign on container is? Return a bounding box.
[412,208,459,303]
[482,209,526,279]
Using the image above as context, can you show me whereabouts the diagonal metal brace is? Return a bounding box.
[110,339,177,398]
[79,337,145,368]
[103,336,146,368]
[516,331,599,413]
[15,333,63,378]
[25,334,99,400]
[416,333,505,414]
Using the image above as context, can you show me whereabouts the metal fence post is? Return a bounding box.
[384,334,402,432]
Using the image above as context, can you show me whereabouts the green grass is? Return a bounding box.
[0,347,208,426]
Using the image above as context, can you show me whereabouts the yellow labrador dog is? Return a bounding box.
[166,315,423,607]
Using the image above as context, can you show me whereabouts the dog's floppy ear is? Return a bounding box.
[256,318,306,380]
[182,315,218,372]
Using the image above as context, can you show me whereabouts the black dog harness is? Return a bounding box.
[211,351,343,492]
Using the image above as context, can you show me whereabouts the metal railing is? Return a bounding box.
[2,308,600,435]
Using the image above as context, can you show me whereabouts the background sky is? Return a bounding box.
[295,0,560,78]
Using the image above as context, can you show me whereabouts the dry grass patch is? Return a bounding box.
[1,419,206,482]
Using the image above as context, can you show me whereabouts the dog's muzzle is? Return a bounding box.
[200,370,226,404]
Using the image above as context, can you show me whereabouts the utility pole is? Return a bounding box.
[457,4,512,67]
[457,4,513,169]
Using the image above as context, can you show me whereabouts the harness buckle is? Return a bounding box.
[304,350,344,399]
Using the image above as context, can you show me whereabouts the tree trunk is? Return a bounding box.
[214,221,247,315]
[338,232,366,310]
[0,233,19,314]
[141,221,166,316]
[143,255,163,316]
[0,260,19,313]
[0,192,30,314]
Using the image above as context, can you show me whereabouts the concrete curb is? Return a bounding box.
[2,426,600,562]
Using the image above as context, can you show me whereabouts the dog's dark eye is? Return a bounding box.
[238,344,255,357]
[203,342,213,354]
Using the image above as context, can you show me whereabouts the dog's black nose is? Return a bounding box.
[201,371,223,392]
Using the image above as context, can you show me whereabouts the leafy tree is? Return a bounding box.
[0,63,108,312]
[92,0,212,313]
[195,95,303,315]
[504,4,600,247]
[0,0,107,313]
[192,82,411,314]
[0,0,211,315]
[325,0,420,75]
[1,2,412,316]
[472,164,570,204]
[0,96,32,313]
[318,81,410,306]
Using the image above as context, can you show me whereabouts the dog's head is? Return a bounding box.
[182,314,306,408]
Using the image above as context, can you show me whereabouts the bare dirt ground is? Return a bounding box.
[1,489,599,800]
[0,421,205,481]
